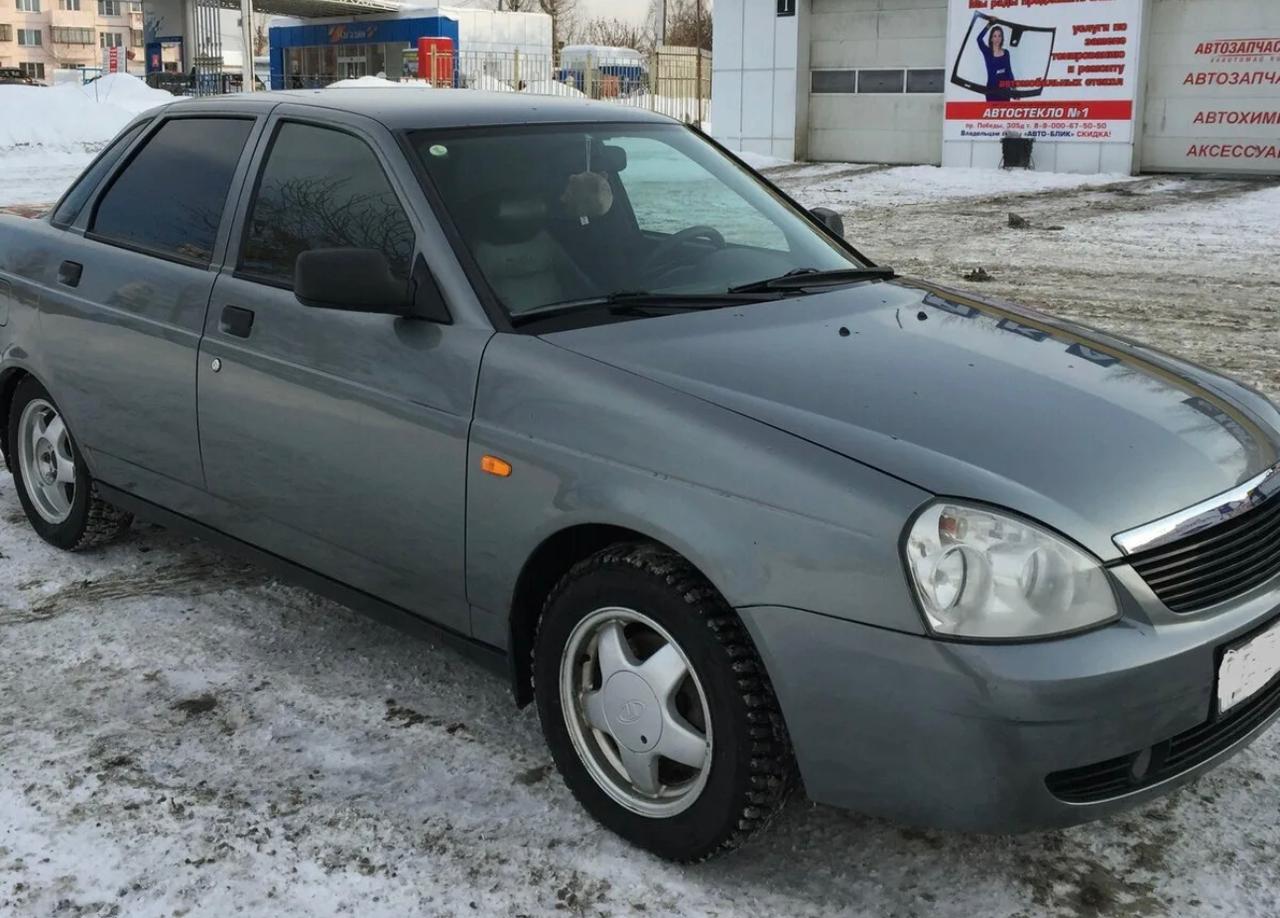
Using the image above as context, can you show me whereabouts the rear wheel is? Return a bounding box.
[534,543,794,861]
[7,378,132,550]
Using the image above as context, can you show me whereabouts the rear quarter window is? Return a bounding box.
[51,119,149,229]
[90,117,254,265]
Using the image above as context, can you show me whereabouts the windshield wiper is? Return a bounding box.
[728,266,897,294]
[509,291,779,326]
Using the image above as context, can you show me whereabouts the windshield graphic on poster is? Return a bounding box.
[945,0,1144,143]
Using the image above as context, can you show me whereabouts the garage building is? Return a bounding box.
[711,0,1280,175]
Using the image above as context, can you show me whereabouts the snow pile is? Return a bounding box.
[737,151,793,170]
[326,75,422,89]
[0,75,173,150]
[523,79,586,98]
[465,73,516,93]
[69,73,176,115]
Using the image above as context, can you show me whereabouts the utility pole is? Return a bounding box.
[240,0,254,91]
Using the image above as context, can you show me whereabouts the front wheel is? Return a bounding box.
[534,543,794,861]
[6,377,132,550]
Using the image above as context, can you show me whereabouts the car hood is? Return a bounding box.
[543,280,1280,560]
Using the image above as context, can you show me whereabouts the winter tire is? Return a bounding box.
[533,542,794,861]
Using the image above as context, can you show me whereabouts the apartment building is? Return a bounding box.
[1,0,142,82]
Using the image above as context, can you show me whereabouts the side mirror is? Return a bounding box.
[811,207,845,239]
[294,248,414,316]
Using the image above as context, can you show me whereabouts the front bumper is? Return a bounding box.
[738,578,1280,833]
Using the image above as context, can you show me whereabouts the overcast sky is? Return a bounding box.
[577,0,651,24]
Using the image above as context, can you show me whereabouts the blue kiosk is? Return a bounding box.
[269,12,459,89]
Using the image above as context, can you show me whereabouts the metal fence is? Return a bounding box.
[189,0,223,97]
[461,48,709,123]
[271,46,711,124]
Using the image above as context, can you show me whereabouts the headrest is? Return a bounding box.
[475,193,549,245]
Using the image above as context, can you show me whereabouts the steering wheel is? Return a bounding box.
[640,225,727,277]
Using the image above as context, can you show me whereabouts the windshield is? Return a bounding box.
[408,123,864,322]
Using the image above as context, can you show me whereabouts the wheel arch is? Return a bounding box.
[508,522,715,707]
[0,365,32,471]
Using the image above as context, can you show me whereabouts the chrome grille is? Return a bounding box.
[1128,490,1280,613]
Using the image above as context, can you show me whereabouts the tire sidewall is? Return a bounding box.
[534,561,756,861]
[7,378,94,550]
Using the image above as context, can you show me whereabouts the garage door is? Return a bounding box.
[1140,0,1280,174]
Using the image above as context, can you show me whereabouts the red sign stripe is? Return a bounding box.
[945,100,1134,121]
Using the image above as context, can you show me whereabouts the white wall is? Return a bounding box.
[710,0,947,164]
[443,6,551,56]
[710,0,810,160]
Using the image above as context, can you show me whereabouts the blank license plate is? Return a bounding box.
[1218,618,1280,714]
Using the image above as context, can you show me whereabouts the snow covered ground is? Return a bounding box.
[3,481,1280,918]
[1,132,1279,916]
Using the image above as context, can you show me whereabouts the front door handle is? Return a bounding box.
[58,260,83,288]
[220,305,255,338]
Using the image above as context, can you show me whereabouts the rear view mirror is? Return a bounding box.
[811,207,845,239]
[599,144,628,173]
[294,248,414,316]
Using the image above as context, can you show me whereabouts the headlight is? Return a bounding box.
[903,502,1119,640]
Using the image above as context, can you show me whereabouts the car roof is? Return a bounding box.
[164,88,676,130]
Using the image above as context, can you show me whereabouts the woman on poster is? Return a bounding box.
[975,14,1015,101]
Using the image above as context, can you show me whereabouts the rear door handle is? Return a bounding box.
[58,261,83,288]
[220,305,255,338]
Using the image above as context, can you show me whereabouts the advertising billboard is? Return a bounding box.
[944,0,1144,144]
[1140,0,1280,174]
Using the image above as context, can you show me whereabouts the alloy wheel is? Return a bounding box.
[17,398,77,525]
[559,606,713,817]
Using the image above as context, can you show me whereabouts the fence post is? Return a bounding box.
[650,49,658,111]
[514,48,521,88]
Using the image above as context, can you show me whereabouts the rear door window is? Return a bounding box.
[90,117,254,265]
[238,121,415,287]
[52,119,149,228]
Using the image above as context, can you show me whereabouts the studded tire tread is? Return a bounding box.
[71,486,134,551]
[534,541,796,862]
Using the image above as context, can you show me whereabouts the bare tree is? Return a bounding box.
[580,16,653,52]
[649,0,710,49]
[253,12,270,57]
[538,0,579,50]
